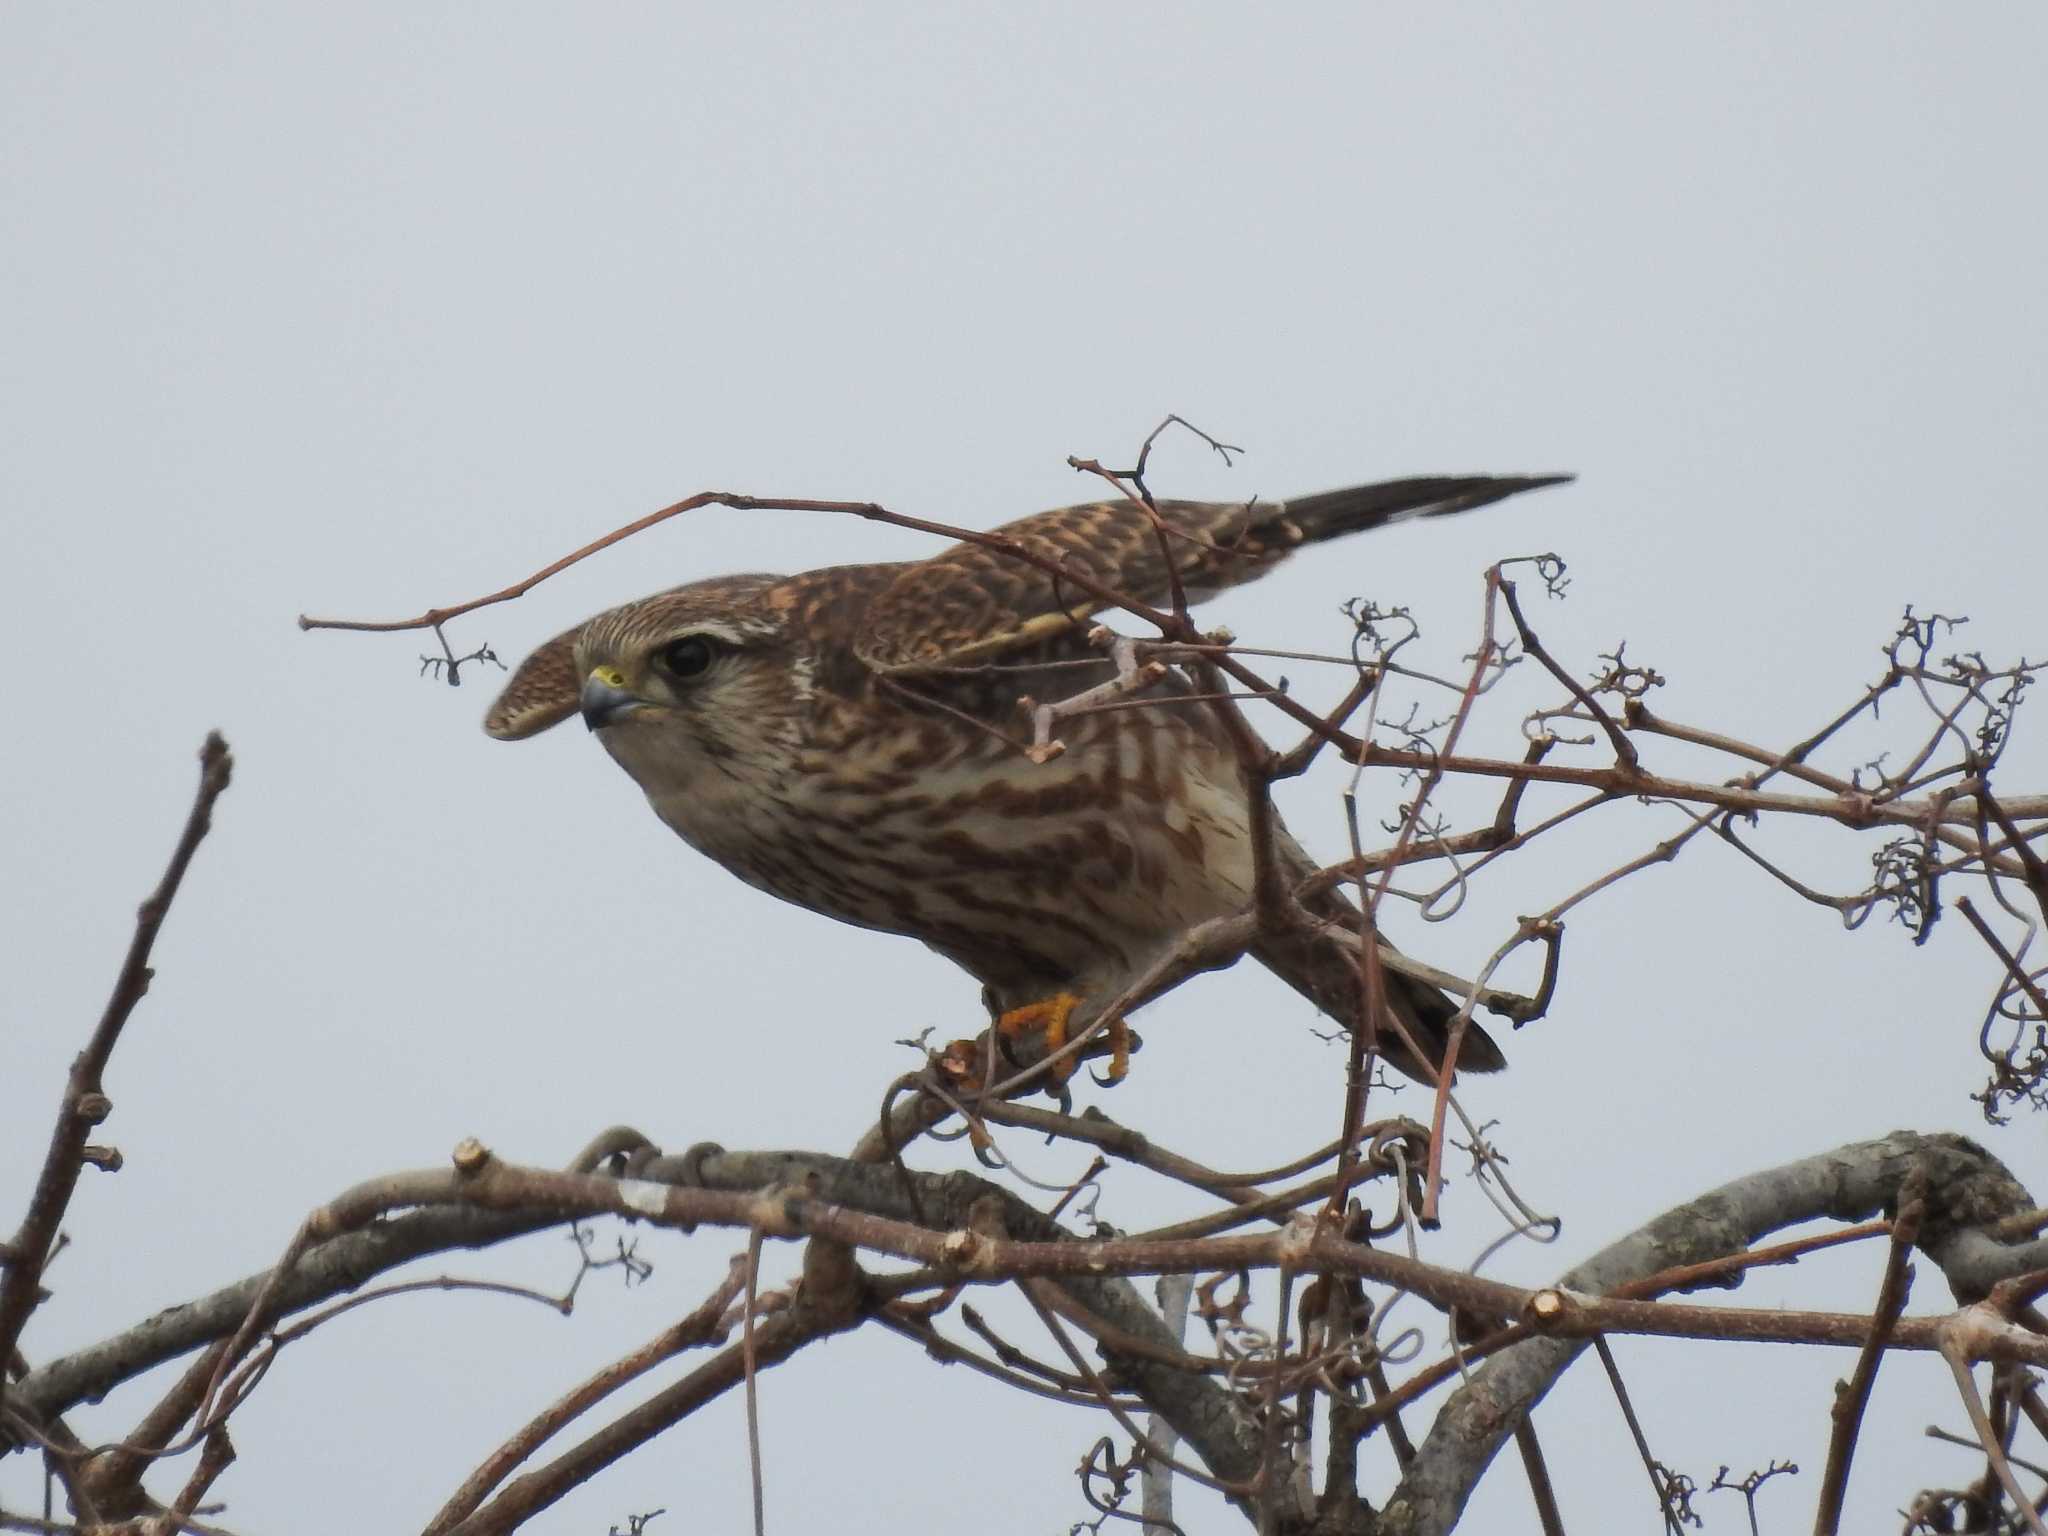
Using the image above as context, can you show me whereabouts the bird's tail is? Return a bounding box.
[1281,474,1574,546]
[1250,920,1506,1082]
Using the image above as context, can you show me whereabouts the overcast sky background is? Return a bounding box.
[5,6,2046,1532]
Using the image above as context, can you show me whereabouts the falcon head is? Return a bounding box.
[483,575,810,778]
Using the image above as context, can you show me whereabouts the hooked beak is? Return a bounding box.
[580,667,645,732]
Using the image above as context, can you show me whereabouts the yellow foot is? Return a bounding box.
[992,993,1131,1086]
[1103,1015,1131,1083]
[994,992,1082,1083]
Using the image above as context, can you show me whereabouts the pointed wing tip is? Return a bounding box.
[1419,471,1576,520]
[1468,472,1574,501]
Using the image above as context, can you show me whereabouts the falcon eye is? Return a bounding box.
[657,635,719,679]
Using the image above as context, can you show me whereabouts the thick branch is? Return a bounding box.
[16,1130,2048,1531]
[1377,1130,2043,1536]
[4,1207,552,1439]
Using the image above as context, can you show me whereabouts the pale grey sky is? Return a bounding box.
[4,6,2046,1531]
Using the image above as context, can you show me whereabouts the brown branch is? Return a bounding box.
[976,1099,1346,1203]
[1812,1178,1923,1535]
[442,1300,854,1536]
[741,1227,766,1536]
[1979,786,2048,920]
[1273,667,1379,781]
[1618,1219,1892,1299]
[1337,745,2047,836]
[18,1128,2048,1535]
[1712,815,1880,920]
[1626,695,2045,885]
[422,1257,747,1535]
[1018,1283,1259,1505]
[1937,1324,2048,1536]
[5,1203,558,1444]
[1623,701,1861,797]
[1591,1337,1681,1533]
[162,1425,234,1535]
[0,734,234,1374]
[1304,763,1577,905]
[1959,894,2048,1026]
[68,1340,230,1517]
[1374,1131,2043,1536]
[258,1146,2048,1365]
[1513,1415,1568,1535]
[1327,570,1511,1227]
[1129,1172,1345,1244]
[1498,576,1638,774]
[299,490,1192,651]
[876,1309,1137,1410]
[956,1301,1104,1392]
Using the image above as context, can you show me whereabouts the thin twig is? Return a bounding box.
[1593,1338,1680,1535]
[423,1257,747,1535]
[1514,1416,1568,1536]
[743,1227,766,1536]
[0,735,234,1372]
[1937,1326,2048,1536]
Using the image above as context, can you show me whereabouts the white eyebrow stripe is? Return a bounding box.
[673,621,770,647]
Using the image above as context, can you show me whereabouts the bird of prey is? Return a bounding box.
[485,474,1568,1082]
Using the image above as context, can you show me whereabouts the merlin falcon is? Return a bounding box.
[485,474,1568,1082]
